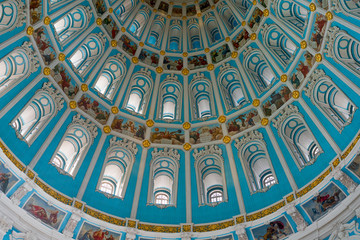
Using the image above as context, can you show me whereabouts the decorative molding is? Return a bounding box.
[286,203,308,231]
[62,210,82,237]
[303,69,327,98]
[296,168,332,198]
[151,147,180,162]
[272,105,301,130]
[333,169,357,193]
[193,145,222,161]
[109,137,138,156]
[83,206,126,226]
[234,130,263,149]
[71,114,98,143]
[245,201,286,221]
[10,180,33,206]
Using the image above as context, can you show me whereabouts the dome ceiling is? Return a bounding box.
[1,0,360,237]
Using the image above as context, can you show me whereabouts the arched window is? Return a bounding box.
[274,0,308,35]
[326,27,360,78]
[115,0,138,24]
[97,137,137,198]
[193,145,227,206]
[218,2,238,32]
[244,47,276,95]
[190,73,214,119]
[129,6,150,39]
[69,33,105,76]
[262,24,298,68]
[93,54,127,101]
[188,19,202,50]
[53,6,91,45]
[50,114,98,177]
[167,20,182,51]
[0,0,26,34]
[218,63,247,111]
[157,74,182,121]
[336,0,360,18]
[230,0,252,17]
[273,105,323,169]
[203,12,222,44]
[147,15,165,48]
[305,69,357,132]
[11,82,64,146]
[49,0,71,9]
[124,68,153,115]
[148,148,180,208]
[0,42,39,95]
[235,130,277,193]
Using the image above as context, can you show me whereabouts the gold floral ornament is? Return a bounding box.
[69,101,77,109]
[231,51,238,58]
[261,118,269,126]
[309,3,316,12]
[204,48,210,53]
[139,42,144,47]
[111,106,119,114]
[183,143,191,151]
[142,140,151,148]
[111,40,117,47]
[182,52,188,57]
[280,74,288,82]
[207,64,214,71]
[160,50,165,55]
[242,21,246,26]
[182,68,189,75]
[26,26,34,35]
[211,5,215,9]
[81,84,88,92]
[183,122,191,130]
[223,136,231,144]
[252,99,260,107]
[156,67,163,73]
[253,0,257,5]
[146,119,154,127]
[197,13,202,17]
[43,16,51,25]
[300,40,307,49]
[153,9,157,13]
[315,53,322,62]
[43,67,51,76]
[218,115,226,123]
[326,11,333,20]
[96,18,102,25]
[109,8,113,13]
[263,9,269,17]
[182,225,191,232]
[250,33,257,40]
[121,27,126,32]
[103,126,111,134]
[167,15,171,19]
[182,16,187,20]
[132,57,139,64]
[292,90,300,99]
[58,53,66,61]
[225,37,230,42]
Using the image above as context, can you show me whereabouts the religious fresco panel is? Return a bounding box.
[139,49,159,67]
[347,154,360,179]
[232,29,250,50]
[111,116,146,140]
[199,0,210,12]
[118,35,138,56]
[186,5,196,16]
[251,216,294,240]
[77,222,121,240]
[93,0,107,15]
[172,6,182,17]
[190,124,223,144]
[163,56,184,71]
[103,15,119,39]
[262,85,292,117]
[211,44,231,64]
[309,14,328,52]
[0,161,20,194]
[51,64,79,99]
[227,109,260,136]
[150,127,185,145]
[249,8,264,32]
[289,51,315,89]
[188,54,208,70]
[78,94,110,124]
[30,0,43,25]
[34,27,56,65]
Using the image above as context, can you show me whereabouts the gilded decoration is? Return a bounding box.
[43,67,51,76]
[245,201,286,221]
[111,40,117,47]
[231,51,238,58]
[332,158,340,168]
[341,133,360,159]
[0,141,25,172]
[83,206,126,226]
[281,74,288,82]
[96,18,102,25]
[103,126,111,134]
[146,119,154,127]
[43,16,51,25]
[132,57,139,64]
[315,53,322,62]
[252,99,260,107]
[223,136,231,144]
[296,167,332,198]
[26,26,34,35]
[326,11,333,20]
[34,178,73,205]
[183,143,191,151]
[156,67,163,73]
[137,223,181,233]
[128,220,137,228]
[263,9,269,17]
[74,201,83,209]
[193,220,234,232]
[309,3,316,12]
[26,169,35,179]
[207,64,214,71]
[261,118,269,126]
[182,68,189,75]
[300,41,307,49]
[142,140,151,148]
[183,122,191,130]
[111,106,119,114]
[69,101,77,109]
[292,90,300,99]
[250,33,257,40]
[81,84,88,92]
[58,53,66,61]
[286,194,295,203]
[218,115,226,123]
[182,225,192,232]
[121,27,126,32]
[236,216,245,224]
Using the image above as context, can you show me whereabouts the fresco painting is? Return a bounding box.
[348,154,360,178]
[186,5,196,16]
[52,64,79,98]
[172,6,182,17]
[260,0,268,8]
[34,27,56,65]
[290,52,315,89]
[145,0,157,8]
[163,56,183,71]
[139,49,159,67]
[249,8,263,31]
[251,216,294,240]
[190,125,223,144]
[309,14,328,52]
[301,182,346,222]
[103,15,119,39]
[211,44,231,64]
[78,94,110,124]
[93,0,107,15]
[199,0,210,12]
[23,193,66,230]
[111,116,146,140]
[77,222,121,240]
[314,0,329,9]
[158,1,169,13]
[188,54,208,70]
[227,109,260,135]
[262,86,292,116]
[118,35,138,56]
[0,161,19,194]
[30,0,42,25]
[232,29,250,50]
[150,128,185,145]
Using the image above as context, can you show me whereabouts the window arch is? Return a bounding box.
[235,130,277,193]
[193,145,227,206]
[244,47,276,95]
[157,74,182,121]
[190,73,214,119]
[148,148,180,208]
[230,0,252,17]
[326,27,360,78]
[203,12,222,44]
[0,0,26,34]
[53,5,91,45]
[11,82,64,146]
[50,114,98,177]
[167,20,182,52]
[97,137,137,198]
[336,0,360,18]
[49,0,71,9]
[124,68,153,115]
[147,15,165,48]
[93,54,127,101]
[129,6,150,39]
[0,42,39,95]
[218,2,238,32]
[274,0,309,35]
[115,0,138,24]
[69,33,105,76]
[273,105,323,169]
[262,23,298,68]
[187,19,202,50]
[218,63,248,111]
[304,69,357,132]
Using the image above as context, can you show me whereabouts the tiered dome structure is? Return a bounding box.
[1,0,360,239]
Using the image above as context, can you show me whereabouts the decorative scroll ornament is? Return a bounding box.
[41,82,65,112]
[333,169,357,193]
[193,145,222,161]
[286,203,308,231]
[109,137,138,156]
[10,181,33,206]
[71,114,98,143]
[63,210,82,237]
[235,130,263,149]
[235,225,248,240]
[21,42,40,74]
[15,0,27,28]
[324,26,341,57]
[272,105,301,130]
[0,214,13,239]
[328,219,360,240]
[152,147,180,161]
[303,69,327,98]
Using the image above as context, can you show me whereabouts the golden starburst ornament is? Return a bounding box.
[252,99,260,107]
[309,3,316,11]
[231,52,238,58]
[44,16,51,25]
[183,122,191,130]
[300,41,307,49]
[223,136,231,144]
[111,106,119,114]
[142,140,151,148]
[281,74,288,82]
[111,40,117,47]
[26,26,34,35]
[96,18,102,25]
[69,101,77,109]
[183,143,191,151]
[250,33,257,40]
[218,115,226,123]
[156,67,163,73]
[292,90,300,99]
[132,57,139,64]
[43,67,51,76]
[81,84,88,92]
[207,64,214,71]
[182,68,189,75]
[261,118,269,126]
[315,53,322,62]
[146,119,154,127]
[103,126,111,134]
